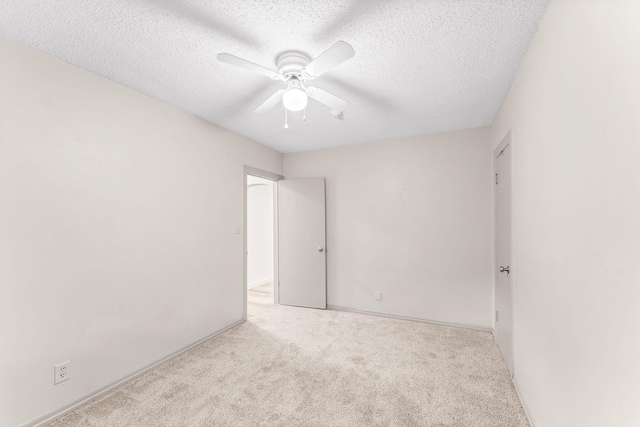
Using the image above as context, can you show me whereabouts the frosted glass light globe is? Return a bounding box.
[282,87,308,111]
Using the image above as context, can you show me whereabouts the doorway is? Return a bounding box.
[243,168,328,320]
[243,167,283,320]
[494,132,514,376]
[247,175,275,317]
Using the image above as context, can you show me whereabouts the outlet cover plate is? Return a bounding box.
[54,361,70,385]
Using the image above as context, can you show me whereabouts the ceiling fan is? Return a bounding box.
[217,41,355,122]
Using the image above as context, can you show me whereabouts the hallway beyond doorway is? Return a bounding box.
[247,282,274,318]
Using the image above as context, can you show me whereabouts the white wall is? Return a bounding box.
[284,128,493,329]
[0,37,283,427]
[490,0,640,425]
[247,176,274,288]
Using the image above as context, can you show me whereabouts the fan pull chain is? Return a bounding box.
[284,108,289,129]
[303,108,306,121]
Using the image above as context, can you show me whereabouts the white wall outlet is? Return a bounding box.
[375,291,382,301]
[54,361,71,385]
[235,225,241,234]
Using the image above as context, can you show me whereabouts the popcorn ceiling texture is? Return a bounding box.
[0,0,549,153]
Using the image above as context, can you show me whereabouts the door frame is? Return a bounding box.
[243,166,284,321]
[493,131,515,375]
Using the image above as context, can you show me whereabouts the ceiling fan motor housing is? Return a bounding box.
[276,51,310,78]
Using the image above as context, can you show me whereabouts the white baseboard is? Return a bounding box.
[248,278,273,290]
[512,375,537,427]
[21,320,244,427]
[326,304,492,333]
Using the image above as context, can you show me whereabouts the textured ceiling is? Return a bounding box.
[0,0,549,153]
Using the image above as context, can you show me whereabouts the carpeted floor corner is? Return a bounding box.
[48,304,528,426]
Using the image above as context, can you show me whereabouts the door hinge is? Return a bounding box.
[495,311,499,322]
[495,173,498,185]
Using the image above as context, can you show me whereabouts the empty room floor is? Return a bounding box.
[46,302,527,426]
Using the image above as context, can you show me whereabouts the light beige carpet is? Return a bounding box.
[48,305,528,426]
[247,282,274,318]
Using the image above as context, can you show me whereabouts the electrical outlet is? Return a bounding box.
[54,361,70,385]
[375,291,382,301]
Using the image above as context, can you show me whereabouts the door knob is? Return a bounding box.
[499,266,510,274]
[318,247,324,252]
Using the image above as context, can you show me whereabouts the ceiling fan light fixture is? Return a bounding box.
[282,87,308,111]
[218,41,354,117]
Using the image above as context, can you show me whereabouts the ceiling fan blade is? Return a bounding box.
[217,53,281,79]
[254,89,286,113]
[306,87,350,112]
[303,41,355,79]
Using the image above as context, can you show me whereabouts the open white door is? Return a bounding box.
[278,178,326,309]
[495,138,514,375]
